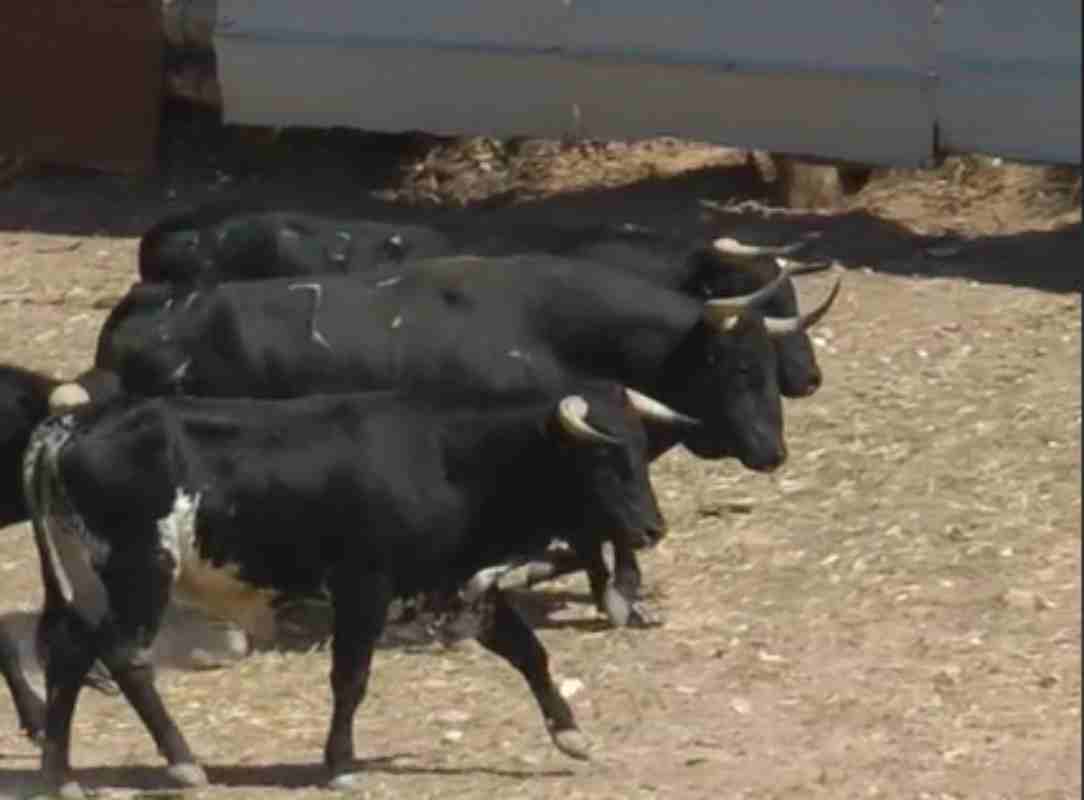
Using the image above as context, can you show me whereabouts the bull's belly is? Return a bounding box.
[157,488,284,641]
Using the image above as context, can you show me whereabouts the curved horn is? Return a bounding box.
[702,269,789,320]
[557,396,621,445]
[625,388,701,427]
[776,256,834,277]
[713,237,807,260]
[48,383,91,413]
[764,278,842,336]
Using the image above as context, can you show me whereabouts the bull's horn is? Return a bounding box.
[713,237,807,260]
[48,383,91,413]
[625,388,700,426]
[776,256,834,277]
[702,270,789,320]
[764,278,842,336]
[557,396,621,445]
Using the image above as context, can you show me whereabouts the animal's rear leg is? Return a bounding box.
[37,604,98,799]
[0,625,45,741]
[474,588,590,760]
[323,570,393,790]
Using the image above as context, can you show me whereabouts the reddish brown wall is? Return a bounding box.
[0,2,163,174]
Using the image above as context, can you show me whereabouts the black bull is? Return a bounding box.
[24,384,664,793]
[97,255,839,618]
[138,209,828,398]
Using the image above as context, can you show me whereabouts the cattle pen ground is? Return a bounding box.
[0,114,1080,800]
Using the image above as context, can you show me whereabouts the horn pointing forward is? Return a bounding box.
[764,278,842,337]
[713,237,807,260]
[625,388,701,426]
[558,396,621,445]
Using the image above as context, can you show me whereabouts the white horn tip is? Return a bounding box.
[48,383,91,413]
[713,237,806,258]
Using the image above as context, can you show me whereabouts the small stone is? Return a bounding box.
[442,729,464,743]
[730,697,752,715]
[1002,589,1052,611]
[559,678,585,699]
[435,709,472,724]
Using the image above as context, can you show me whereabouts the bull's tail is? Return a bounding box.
[22,414,79,607]
[21,414,117,693]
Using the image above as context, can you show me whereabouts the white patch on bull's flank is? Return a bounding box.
[157,489,279,641]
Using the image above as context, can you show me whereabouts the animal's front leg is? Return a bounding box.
[610,541,662,628]
[324,570,393,790]
[99,556,204,789]
[473,588,590,760]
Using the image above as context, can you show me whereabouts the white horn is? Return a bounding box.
[764,278,842,337]
[702,270,789,320]
[624,388,700,426]
[557,396,621,445]
[775,256,834,277]
[713,237,807,260]
[48,383,91,413]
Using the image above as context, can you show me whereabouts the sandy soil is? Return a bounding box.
[0,111,1079,799]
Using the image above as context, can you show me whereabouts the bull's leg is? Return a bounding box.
[473,588,590,760]
[95,555,204,790]
[37,601,98,800]
[609,541,661,628]
[568,536,658,629]
[324,570,393,790]
[523,546,586,587]
[0,625,45,741]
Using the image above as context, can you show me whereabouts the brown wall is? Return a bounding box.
[0,2,163,174]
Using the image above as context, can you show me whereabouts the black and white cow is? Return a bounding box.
[25,382,668,795]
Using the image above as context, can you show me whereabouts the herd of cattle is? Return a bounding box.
[0,205,840,795]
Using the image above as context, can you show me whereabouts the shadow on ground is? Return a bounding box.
[1,111,1077,296]
[0,753,575,796]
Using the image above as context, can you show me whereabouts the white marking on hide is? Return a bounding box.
[288,282,332,351]
[157,489,279,641]
[183,291,199,310]
[391,314,403,329]
[168,359,191,384]
[376,275,402,288]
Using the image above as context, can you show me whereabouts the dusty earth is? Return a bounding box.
[0,108,1080,799]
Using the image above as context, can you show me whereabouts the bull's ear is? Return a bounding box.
[556,396,622,445]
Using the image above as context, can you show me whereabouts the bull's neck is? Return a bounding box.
[528,268,701,389]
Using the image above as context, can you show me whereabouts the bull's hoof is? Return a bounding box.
[327,770,366,791]
[601,584,632,627]
[166,762,209,787]
[525,562,558,587]
[552,728,592,760]
[56,779,87,800]
[627,601,665,629]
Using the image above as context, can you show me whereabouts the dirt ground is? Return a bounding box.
[0,110,1080,799]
